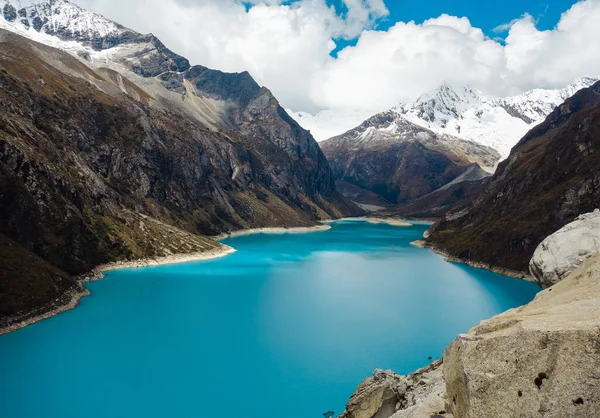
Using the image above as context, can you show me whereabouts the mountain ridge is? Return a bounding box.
[0,1,360,322]
[320,110,499,206]
[291,77,599,158]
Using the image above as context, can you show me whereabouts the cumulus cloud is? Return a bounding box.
[313,15,508,110]
[76,0,600,116]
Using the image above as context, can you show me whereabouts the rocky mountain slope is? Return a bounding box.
[320,110,499,206]
[426,81,600,273]
[0,1,358,322]
[384,167,490,219]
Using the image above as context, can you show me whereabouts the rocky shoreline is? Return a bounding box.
[339,360,448,418]
[363,217,413,227]
[423,241,536,282]
[0,245,237,336]
[340,215,600,418]
[214,224,332,240]
[325,217,419,227]
[0,287,90,337]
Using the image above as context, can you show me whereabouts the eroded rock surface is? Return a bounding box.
[339,361,451,418]
[530,209,600,288]
[444,252,600,417]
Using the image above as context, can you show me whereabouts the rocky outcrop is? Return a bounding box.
[339,361,450,418]
[320,111,498,206]
[444,251,600,417]
[427,81,600,273]
[530,209,600,288]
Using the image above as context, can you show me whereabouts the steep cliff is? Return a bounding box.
[426,81,600,273]
[0,7,357,321]
[444,252,600,418]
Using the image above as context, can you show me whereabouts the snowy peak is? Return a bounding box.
[330,110,438,150]
[290,77,598,155]
[1,0,127,45]
[397,77,599,157]
[497,77,599,124]
[322,108,500,174]
[399,84,484,127]
[1,0,191,81]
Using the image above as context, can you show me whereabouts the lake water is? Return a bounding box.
[0,220,540,418]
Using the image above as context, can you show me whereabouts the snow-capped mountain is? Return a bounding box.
[291,77,598,158]
[398,77,599,157]
[319,110,500,206]
[0,0,191,81]
[1,0,126,42]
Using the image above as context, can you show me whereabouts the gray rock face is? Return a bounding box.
[444,252,600,417]
[2,3,16,22]
[529,209,600,288]
[339,362,449,418]
[339,369,409,418]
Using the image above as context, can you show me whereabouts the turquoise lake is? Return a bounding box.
[0,220,540,418]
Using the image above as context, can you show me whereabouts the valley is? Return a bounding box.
[1,1,600,418]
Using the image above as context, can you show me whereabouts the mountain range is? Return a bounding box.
[0,0,359,321]
[315,76,598,213]
[291,77,598,157]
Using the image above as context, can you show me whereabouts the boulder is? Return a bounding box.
[444,252,600,417]
[339,361,449,418]
[529,209,600,288]
[339,369,409,418]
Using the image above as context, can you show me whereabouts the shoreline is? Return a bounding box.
[2,219,533,336]
[0,245,237,337]
[422,241,537,283]
[1,223,334,336]
[83,245,237,283]
[325,216,420,227]
[214,223,332,240]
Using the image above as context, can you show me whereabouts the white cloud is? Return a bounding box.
[75,0,600,121]
[493,15,530,33]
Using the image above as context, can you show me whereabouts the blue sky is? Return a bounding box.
[329,0,579,54]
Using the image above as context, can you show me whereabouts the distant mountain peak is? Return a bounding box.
[400,84,484,126]
[396,77,600,157]
[1,0,126,43]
